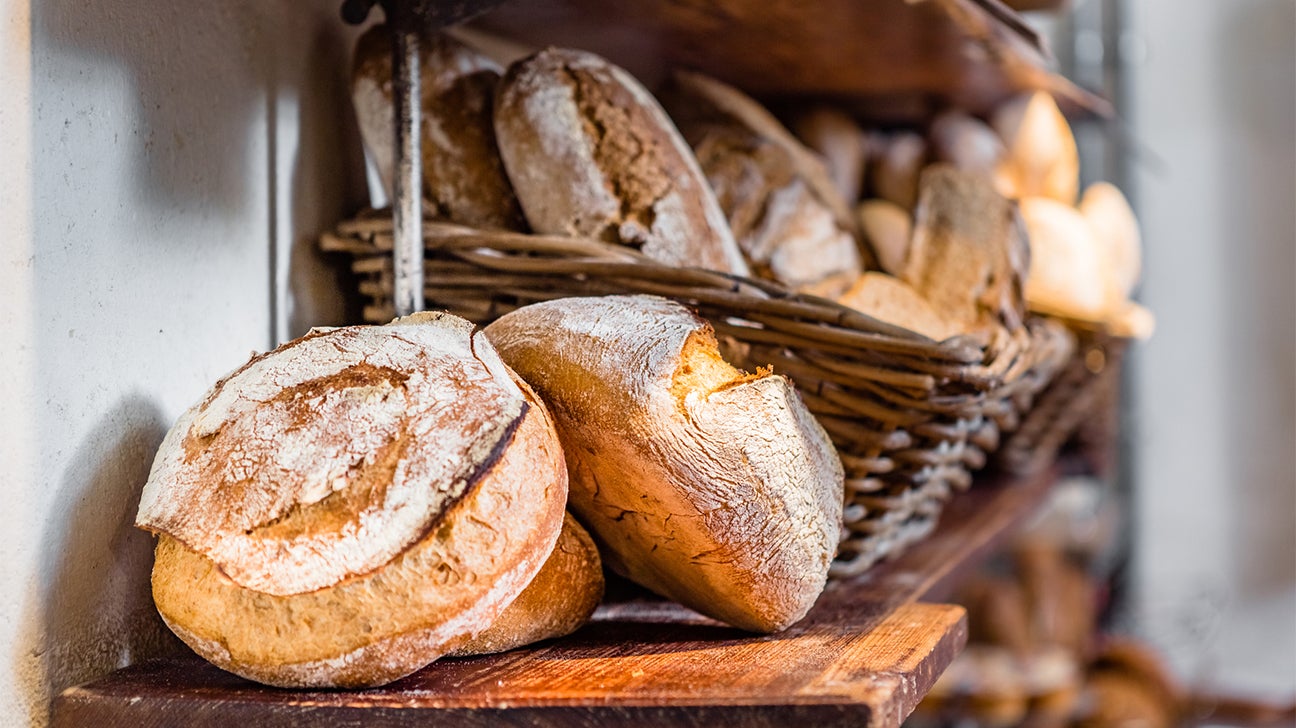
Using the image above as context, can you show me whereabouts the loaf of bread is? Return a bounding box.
[992,92,1079,205]
[138,312,568,687]
[838,272,957,341]
[856,198,913,276]
[1018,196,1117,321]
[452,513,603,656]
[493,48,749,275]
[792,107,867,204]
[353,26,525,229]
[484,295,843,633]
[870,131,927,210]
[903,165,1029,335]
[664,71,863,297]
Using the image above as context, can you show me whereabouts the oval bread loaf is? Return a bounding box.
[493,48,749,275]
[665,71,863,298]
[139,313,568,687]
[485,295,843,633]
[451,513,604,657]
[353,27,525,229]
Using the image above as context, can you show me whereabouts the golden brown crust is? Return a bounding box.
[494,48,748,275]
[353,26,525,230]
[150,375,568,688]
[137,313,527,596]
[451,513,604,657]
[485,295,843,633]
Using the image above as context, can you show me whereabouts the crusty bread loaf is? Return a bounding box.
[140,313,567,687]
[484,295,843,633]
[493,48,749,275]
[665,72,863,297]
[838,272,957,341]
[856,198,913,276]
[992,92,1079,205]
[352,26,525,229]
[792,107,867,205]
[451,513,603,656]
[903,165,1030,335]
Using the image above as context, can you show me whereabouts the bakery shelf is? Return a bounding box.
[52,467,1058,728]
[467,0,1109,121]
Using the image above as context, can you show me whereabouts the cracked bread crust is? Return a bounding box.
[136,313,527,597]
[493,48,749,276]
[485,295,842,633]
[149,372,568,688]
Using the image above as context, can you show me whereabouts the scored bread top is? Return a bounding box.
[136,312,528,596]
[494,48,749,275]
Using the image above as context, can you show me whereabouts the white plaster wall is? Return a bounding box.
[0,0,368,722]
[1126,0,1295,698]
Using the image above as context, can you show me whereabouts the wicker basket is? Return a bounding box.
[995,321,1127,477]
[321,211,1074,576]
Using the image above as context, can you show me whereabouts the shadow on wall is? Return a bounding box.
[287,19,371,337]
[1218,0,1296,598]
[13,395,182,726]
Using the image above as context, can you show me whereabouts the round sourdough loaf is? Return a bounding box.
[493,48,750,276]
[139,312,567,687]
[451,513,604,657]
[485,295,843,633]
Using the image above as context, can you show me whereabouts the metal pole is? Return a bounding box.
[389,0,423,317]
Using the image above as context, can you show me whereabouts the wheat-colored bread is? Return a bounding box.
[856,198,914,277]
[493,48,748,275]
[1079,182,1142,299]
[1019,196,1117,321]
[838,272,957,341]
[792,106,867,204]
[352,26,525,229]
[451,513,603,657]
[870,131,927,210]
[141,313,568,687]
[484,295,843,633]
[903,165,1030,335]
[929,110,1013,193]
[992,92,1080,205]
[665,71,863,297]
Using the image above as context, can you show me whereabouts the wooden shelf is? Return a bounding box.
[51,467,1058,728]
[467,0,1108,122]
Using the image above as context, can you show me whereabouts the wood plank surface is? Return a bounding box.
[51,469,1055,728]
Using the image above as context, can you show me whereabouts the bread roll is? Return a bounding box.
[485,295,843,633]
[992,92,1080,205]
[1019,196,1117,321]
[856,198,913,276]
[870,131,927,210]
[1079,182,1142,298]
[928,110,1013,193]
[139,313,568,687]
[903,165,1030,334]
[664,71,863,298]
[493,48,748,275]
[352,26,525,230]
[838,272,957,341]
[792,107,867,204]
[452,513,603,656]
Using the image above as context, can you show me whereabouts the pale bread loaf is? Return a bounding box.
[792,107,867,205]
[870,132,927,210]
[484,295,843,633]
[856,198,914,277]
[451,513,603,656]
[141,314,568,687]
[665,71,863,298]
[1019,196,1117,321]
[493,48,749,275]
[838,272,958,341]
[992,92,1079,205]
[1079,182,1142,299]
[352,27,525,229]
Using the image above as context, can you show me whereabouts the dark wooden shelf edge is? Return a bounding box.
[51,467,1058,728]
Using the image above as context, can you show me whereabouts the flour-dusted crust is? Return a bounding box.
[451,513,604,657]
[136,313,526,596]
[665,71,862,298]
[149,367,568,688]
[494,48,748,275]
[485,295,843,633]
